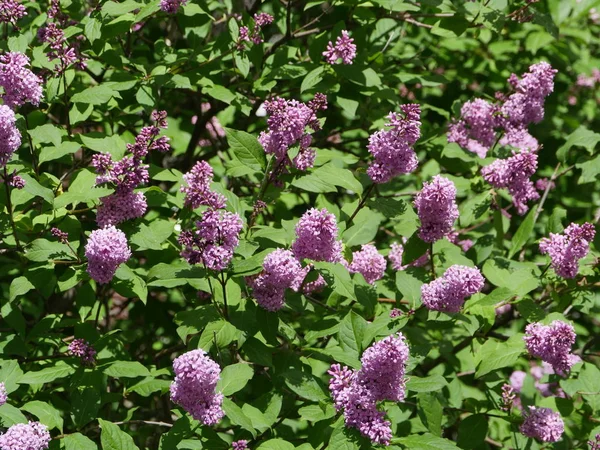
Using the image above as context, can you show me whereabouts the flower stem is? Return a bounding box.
[347,183,375,226]
[3,167,22,251]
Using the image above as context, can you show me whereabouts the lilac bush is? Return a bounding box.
[0,0,599,448]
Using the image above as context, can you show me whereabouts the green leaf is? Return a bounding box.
[0,361,23,392]
[475,335,524,377]
[22,400,64,432]
[103,361,151,378]
[457,414,489,449]
[28,124,65,147]
[21,174,54,204]
[395,433,460,450]
[84,18,102,44]
[19,362,75,385]
[367,198,406,219]
[222,398,256,437]
[407,375,448,393]
[525,30,554,54]
[257,439,295,450]
[39,141,81,165]
[329,416,359,450]
[113,265,148,304]
[9,276,34,302]
[126,378,172,397]
[72,387,102,429]
[508,208,536,259]
[64,433,98,450]
[343,209,382,247]
[71,85,117,105]
[224,128,267,172]
[99,419,140,450]
[0,404,28,426]
[396,271,424,305]
[557,126,600,162]
[281,370,328,401]
[417,393,443,436]
[579,363,600,411]
[402,234,429,265]
[301,67,325,93]
[198,320,238,350]
[53,169,113,209]
[216,363,254,396]
[338,311,368,357]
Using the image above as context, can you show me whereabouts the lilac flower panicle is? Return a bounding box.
[251,249,309,311]
[589,434,600,450]
[323,30,357,65]
[500,383,516,411]
[0,105,21,168]
[68,339,97,366]
[367,105,421,183]
[414,175,459,242]
[520,406,564,443]
[348,244,386,285]
[238,12,273,46]
[8,174,24,189]
[232,440,248,450]
[539,222,595,279]
[481,150,539,215]
[292,208,342,263]
[51,227,68,243]
[180,210,243,271]
[328,334,409,445]
[303,273,327,294]
[421,265,484,313]
[181,161,227,210]
[85,226,132,284]
[0,421,51,450]
[0,0,26,25]
[38,22,87,74]
[160,0,187,14]
[0,52,43,108]
[96,191,148,228]
[388,242,404,271]
[447,98,499,158]
[524,320,576,373]
[170,349,224,425]
[0,382,6,407]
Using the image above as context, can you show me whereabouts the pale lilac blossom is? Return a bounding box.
[539,222,595,278]
[520,406,564,443]
[414,175,459,242]
[292,208,342,263]
[0,421,50,450]
[0,52,43,108]
[0,105,21,167]
[323,30,357,65]
[421,265,484,313]
[348,244,386,284]
[524,320,577,373]
[85,226,132,284]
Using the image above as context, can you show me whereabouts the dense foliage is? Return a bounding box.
[1,0,600,448]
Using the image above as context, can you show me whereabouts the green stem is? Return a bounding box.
[3,167,22,251]
[220,272,229,320]
[347,183,375,226]
[493,197,504,250]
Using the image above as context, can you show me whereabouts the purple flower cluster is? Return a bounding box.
[250,249,309,311]
[170,349,224,425]
[38,22,87,74]
[520,406,564,443]
[0,421,50,450]
[160,0,187,14]
[500,383,516,411]
[239,12,274,46]
[414,175,459,242]
[258,94,326,173]
[0,105,21,168]
[524,320,577,373]
[539,222,595,279]
[0,52,43,109]
[85,226,132,284]
[388,240,429,271]
[93,111,170,227]
[367,104,421,184]
[323,30,357,65]
[0,382,6,407]
[447,99,499,158]
[232,440,248,450]
[421,265,484,313]
[179,209,243,271]
[328,333,410,445]
[51,227,68,243]
[68,339,97,366]
[0,0,26,26]
[481,149,539,215]
[448,62,557,156]
[292,208,342,263]
[589,434,600,450]
[348,244,386,285]
[181,161,226,210]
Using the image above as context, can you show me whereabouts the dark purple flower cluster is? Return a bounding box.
[292,208,342,263]
[520,406,564,443]
[347,244,386,285]
[0,421,50,450]
[231,440,248,450]
[367,104,421,184]
[0,0,26,26]
[258,94,327,174]
[481,149,539,215]
[328,333,410,445]
[179,209,243,271]
[0,105,21,168]
[539,222,595,279]
[0,52,43,109]
[239,12,274,46]
[421,265,484,313]
[160,0,187,13]
[249,249,309,311]
[524,320,577,374]
[170,349,224,425]
[92,111,170,227]
[589,434,600,450]
[414,175,459,242]
[448,62,557,156]
[181,161,226,210]
[38,22,87,75]
[323,30,357,65]
[67,339,97,366]
[84,226,132,284]
[51,227,68,243]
